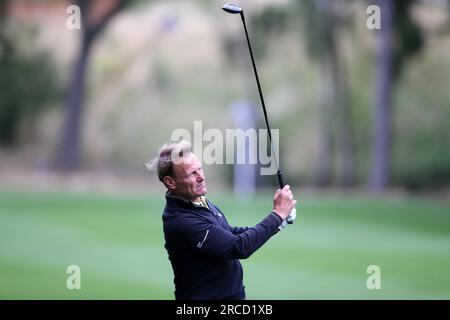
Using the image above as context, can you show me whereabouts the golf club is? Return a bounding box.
[222,3,296,224]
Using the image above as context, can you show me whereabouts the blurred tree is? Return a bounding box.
[299,0,334,186]
[54,0,129,172]
[370,0,424,191]
[230,0,442,190]
[0,0,60,146]
[297,0,355,187]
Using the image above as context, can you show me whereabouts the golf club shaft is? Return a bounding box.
[240,12,285,189]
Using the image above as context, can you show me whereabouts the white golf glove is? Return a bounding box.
[278,207,297,231]
[287,207,297,224]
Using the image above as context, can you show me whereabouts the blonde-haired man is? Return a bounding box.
[147,140,296,300]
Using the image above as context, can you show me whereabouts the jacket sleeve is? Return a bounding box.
[176,212,283,260]
[229,226,250,235]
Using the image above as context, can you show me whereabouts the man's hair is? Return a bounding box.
[146,140,192,182]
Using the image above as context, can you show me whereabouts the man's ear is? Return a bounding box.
[163,176,176,190]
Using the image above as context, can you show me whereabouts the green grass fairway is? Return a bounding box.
[1,189,449,299]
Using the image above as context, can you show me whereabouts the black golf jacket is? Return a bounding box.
[162,191,283,300]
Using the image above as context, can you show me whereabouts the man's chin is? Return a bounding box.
[198,187,207,196]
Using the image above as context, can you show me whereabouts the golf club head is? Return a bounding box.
[222,3,243,14]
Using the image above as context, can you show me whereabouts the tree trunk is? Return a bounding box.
[54,0,126,172]
[370,0,394,191]
[54,37,91,171]
[313,60,334,186]
[331,39,355,188]
[312,0,334,187]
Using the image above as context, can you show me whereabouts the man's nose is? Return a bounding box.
[197,173,204,182]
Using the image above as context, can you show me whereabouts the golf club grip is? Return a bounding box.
[277,170,295,224]
[277,170,285,189]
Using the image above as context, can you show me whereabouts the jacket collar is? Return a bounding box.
[166,191,191,203]
[165,191,211,211]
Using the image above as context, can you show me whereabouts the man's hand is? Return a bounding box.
[273,185,297,220]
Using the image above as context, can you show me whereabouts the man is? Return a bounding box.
[147,140,297,300]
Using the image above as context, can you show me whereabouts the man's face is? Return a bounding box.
[167,153,207,200]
